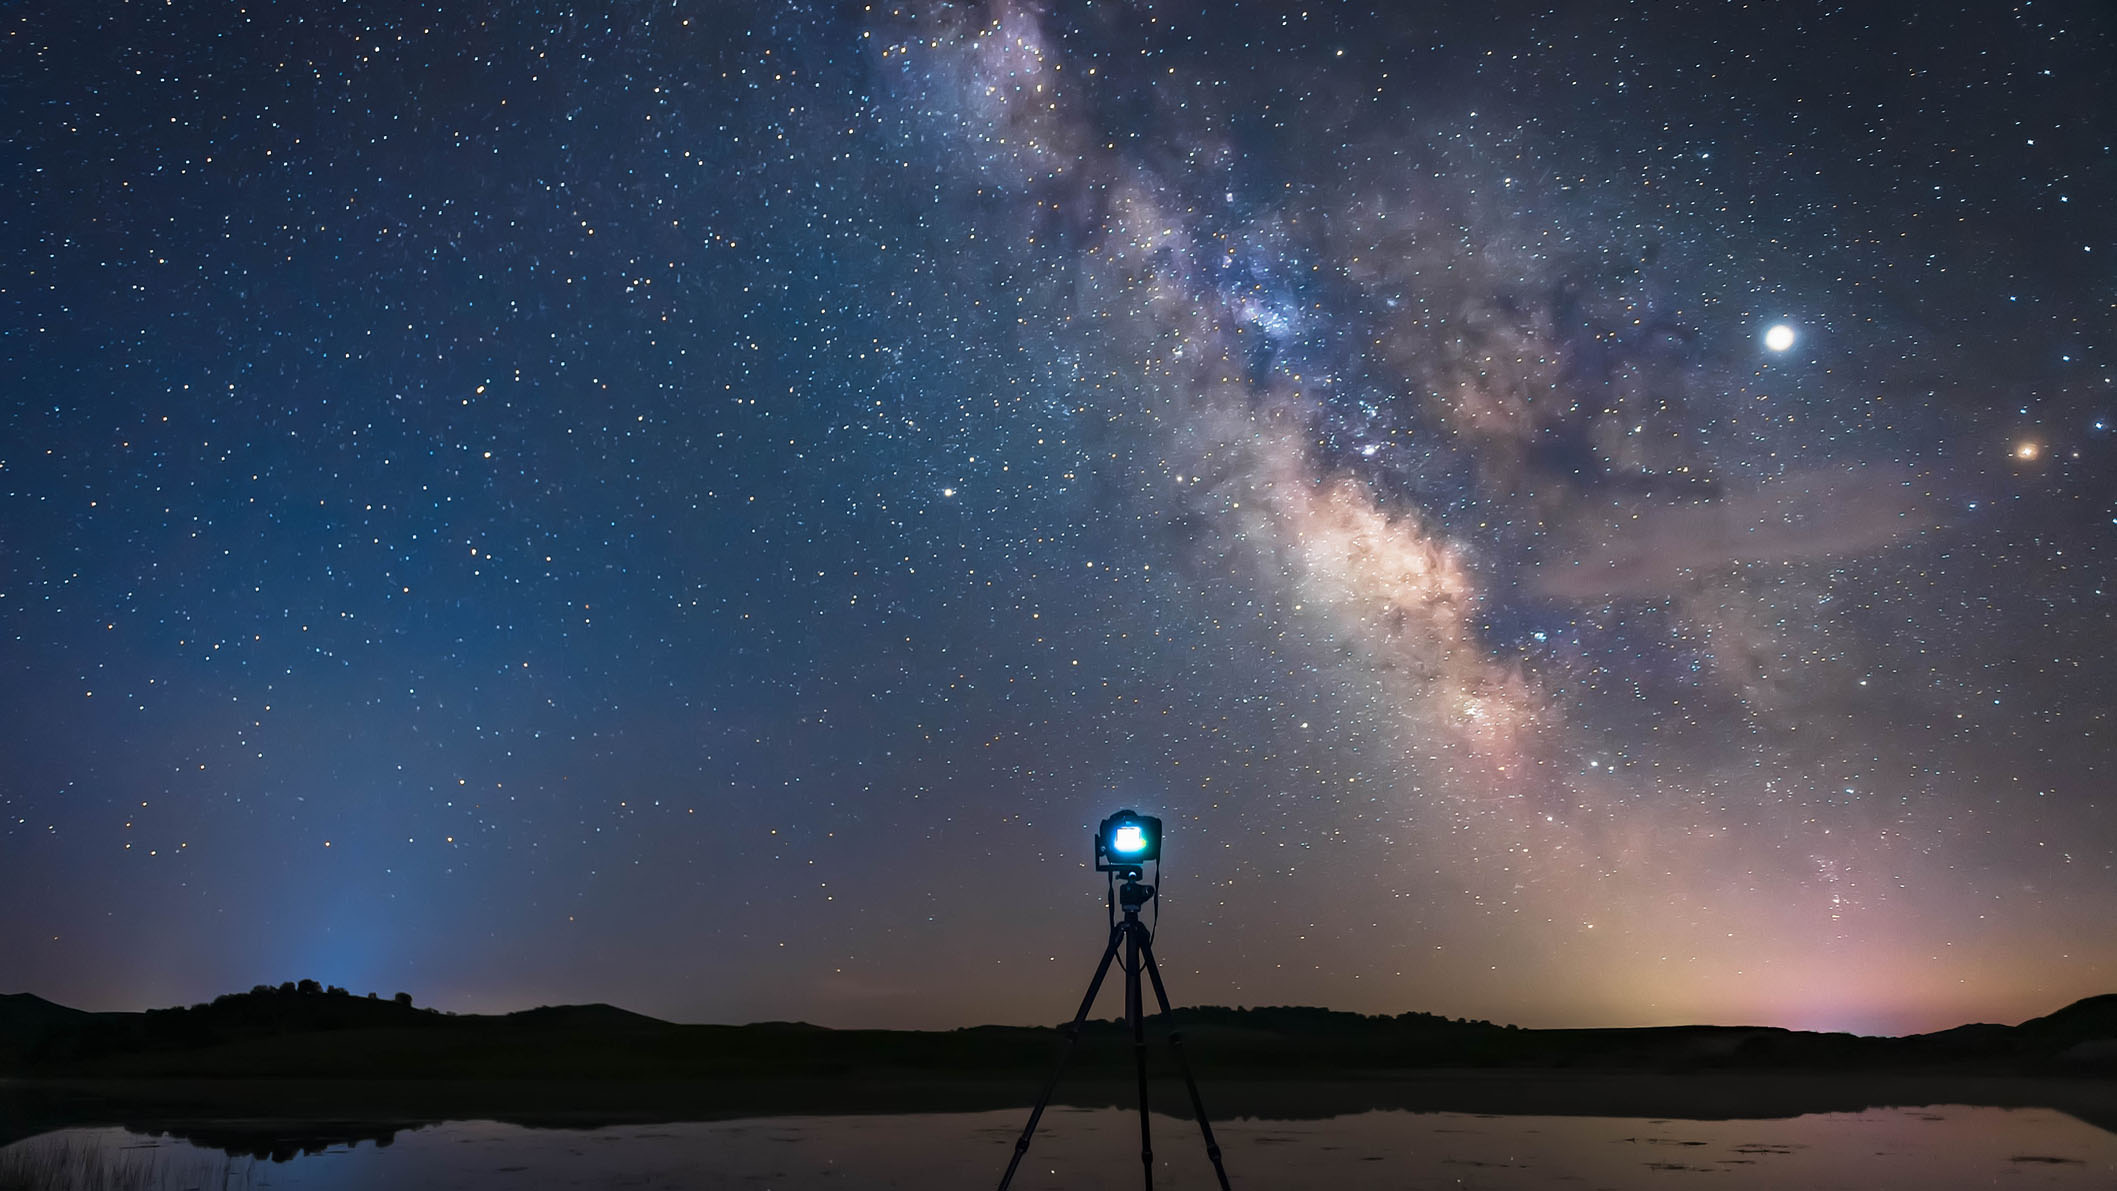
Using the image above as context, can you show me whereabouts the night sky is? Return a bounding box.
[5,1,2114,1037]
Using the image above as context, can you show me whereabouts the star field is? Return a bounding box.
[4,0,2114,1034]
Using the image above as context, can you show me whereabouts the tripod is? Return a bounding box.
[997,871,1233,1190]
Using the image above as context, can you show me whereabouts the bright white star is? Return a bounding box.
[1763,324,1797,352]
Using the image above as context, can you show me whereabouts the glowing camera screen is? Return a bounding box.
[1096,810,1162,870]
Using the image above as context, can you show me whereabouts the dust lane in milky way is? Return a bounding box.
[3,1,2113,1034]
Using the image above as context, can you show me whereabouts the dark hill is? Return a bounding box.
[0,994,94,1033]
[2,986,2112,1080]
[0,993,106,1069]
[498,1003,670,1031]
[2018,993,2117,1040]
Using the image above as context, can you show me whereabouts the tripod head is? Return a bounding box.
[1116,876,1155,915]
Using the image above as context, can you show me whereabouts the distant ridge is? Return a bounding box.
[0,992,93,1021]
[0,992,99,1038]
[497,1002,669,1030]
[3,985,2113,1080]
[2019,992,2117,1037]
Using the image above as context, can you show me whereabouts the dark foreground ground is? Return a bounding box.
[7,989,2116,1159]
[9,990,2116,1083]
[6,1070,2117,1159]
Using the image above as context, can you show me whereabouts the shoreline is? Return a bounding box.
[6,1070,2116,1151]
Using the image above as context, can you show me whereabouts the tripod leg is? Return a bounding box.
[1138,936,1233,1190]
[1126,919,1155,1190]
[997,923,1126,1191]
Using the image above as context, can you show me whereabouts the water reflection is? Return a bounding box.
[3,1105,2114,1190]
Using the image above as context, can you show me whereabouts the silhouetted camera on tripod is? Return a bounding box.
[996,809,1232,1191]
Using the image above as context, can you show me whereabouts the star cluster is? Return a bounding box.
[4,1,2113,1034]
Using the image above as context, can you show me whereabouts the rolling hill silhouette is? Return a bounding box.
[6,986,2117,1152]
[5,984,2114,1080]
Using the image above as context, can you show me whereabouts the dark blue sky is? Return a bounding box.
[5,0,2113,1033]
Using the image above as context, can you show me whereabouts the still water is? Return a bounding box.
[4,1104,2114,1189]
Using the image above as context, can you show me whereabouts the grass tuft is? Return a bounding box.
[0,1133,247,1191]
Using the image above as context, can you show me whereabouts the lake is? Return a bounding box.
[3,1103,2114,1189]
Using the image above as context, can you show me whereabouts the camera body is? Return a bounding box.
[1095,809,1162,875]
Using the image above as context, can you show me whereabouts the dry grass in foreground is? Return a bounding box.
[0,1133,248,1191]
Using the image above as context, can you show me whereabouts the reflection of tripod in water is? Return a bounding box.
[997,869,1233,1190]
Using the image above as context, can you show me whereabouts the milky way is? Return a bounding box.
[5,1,2113,1033]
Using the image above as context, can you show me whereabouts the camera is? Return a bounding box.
[1095,809,1161,872]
